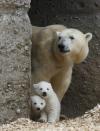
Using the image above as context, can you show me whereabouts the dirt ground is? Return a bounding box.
[0,104,99,131]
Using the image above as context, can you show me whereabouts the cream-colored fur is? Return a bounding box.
[31,25,92,101]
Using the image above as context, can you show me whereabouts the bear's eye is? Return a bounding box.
[41,103,43,105]
[40,88,42,90]
[69,36,74,40]
[47,88,49,90]
[34,102,37,105]
[58,36,61,40]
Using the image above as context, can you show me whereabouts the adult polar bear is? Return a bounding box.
[31,25,92,101]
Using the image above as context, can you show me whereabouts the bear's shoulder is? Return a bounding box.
[32,24,67,34]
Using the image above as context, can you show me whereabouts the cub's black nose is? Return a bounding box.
[37,107,40,111]
[42,92,47,97]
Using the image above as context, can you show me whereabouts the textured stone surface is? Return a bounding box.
[0,0,32,124]
[29,0,100,117]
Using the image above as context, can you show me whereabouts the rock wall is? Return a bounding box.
[0,0,32,124]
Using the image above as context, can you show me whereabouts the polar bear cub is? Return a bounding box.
[30,95,46,121]
[33,81,61,123]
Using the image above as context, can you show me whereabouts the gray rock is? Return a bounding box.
[0,0,32,124]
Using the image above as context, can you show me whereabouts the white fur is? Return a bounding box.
[33,81,61,123]
[56,29,92,55]
[30,95,46,121]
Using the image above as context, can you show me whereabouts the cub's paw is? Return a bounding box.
[47,119,56,123]
[38,118,47,123]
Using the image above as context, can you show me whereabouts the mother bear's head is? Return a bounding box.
[36,28,92,65]
[56,29,92,64]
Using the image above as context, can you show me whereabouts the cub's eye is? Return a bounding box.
[40,88,42,90]
[69,36,74,40]
[34,102,37,105]
[47,88,49,90]
[58,36,61,40]
[41,103,43,105]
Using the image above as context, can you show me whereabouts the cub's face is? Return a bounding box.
[33,81,53,99]
[56,29,92,63]
[31,95,46,112]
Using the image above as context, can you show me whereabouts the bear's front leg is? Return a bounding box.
[51,67,72,101]
[47,111,59,123]
[38,111,47,123]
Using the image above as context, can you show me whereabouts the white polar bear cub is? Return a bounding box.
[30,95,46,120]
[33,81,61,123]
[31,95,46,112]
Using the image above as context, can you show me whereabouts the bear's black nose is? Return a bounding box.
[58,44,65,50]
[37,107,40,111]
[42,92,47,97]
[58,44,70,53]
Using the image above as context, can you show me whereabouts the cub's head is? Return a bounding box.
[33,81,53,99]
[56,29,92,63]
[31,95,46,112]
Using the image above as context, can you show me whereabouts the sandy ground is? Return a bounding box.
[0,104,99,131]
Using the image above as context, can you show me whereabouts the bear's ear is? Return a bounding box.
[48,82,52,87]
[56,31,61,36]
[85,33,92,42]
[33,84,38,89]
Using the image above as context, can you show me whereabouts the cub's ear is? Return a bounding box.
[48,82,52,87]
[33,84,38,89]
[56,31,61,36]
[85,33,92,42]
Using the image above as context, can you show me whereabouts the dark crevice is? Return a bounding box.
[94,2,99,8]
[78,2,85,8]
